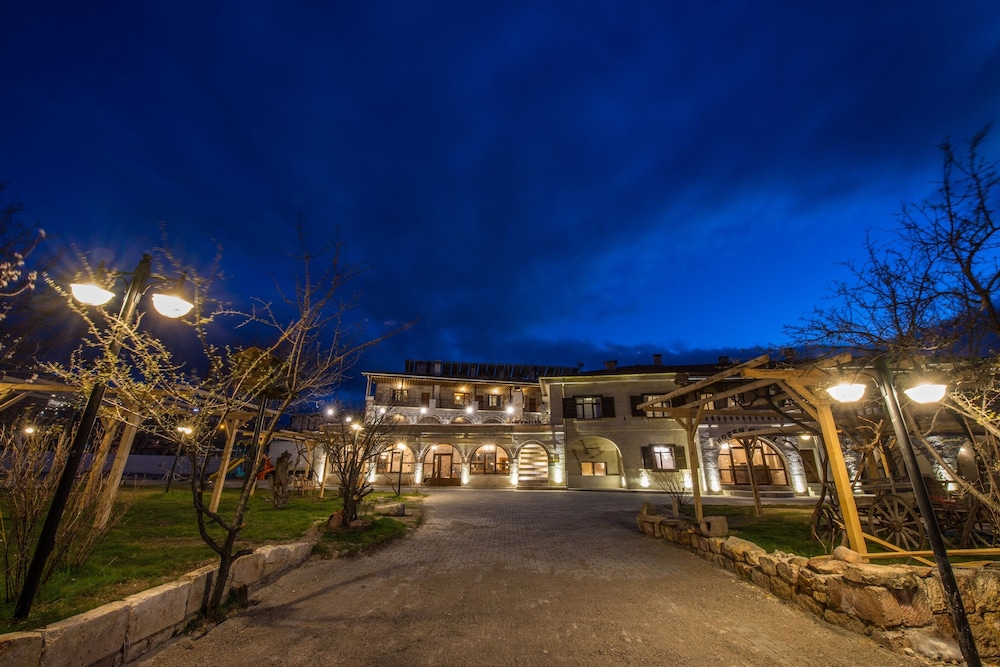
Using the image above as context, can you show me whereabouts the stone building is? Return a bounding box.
[361,360,577,489]
[361,356,823,497]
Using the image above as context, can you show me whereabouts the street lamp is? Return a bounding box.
[396,442,406,498]
[13,253,192,620]
[827,359,980,666]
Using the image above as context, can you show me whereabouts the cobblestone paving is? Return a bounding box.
[138,489,933,667]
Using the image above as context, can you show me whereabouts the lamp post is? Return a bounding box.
[396,442,406,498]
[13,254,192,620]
[829,359,980,666]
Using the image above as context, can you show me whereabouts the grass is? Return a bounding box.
[703,505,827,558]
[315,516,412,558]
[1,487,340,631]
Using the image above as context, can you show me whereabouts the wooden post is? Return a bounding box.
[815,401,867,555]
[83,416,121,499]
[210,415,245,513]
[93,416,140,530]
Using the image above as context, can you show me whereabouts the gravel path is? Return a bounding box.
[136,489,933,666]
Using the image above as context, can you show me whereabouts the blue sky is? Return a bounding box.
[3,2,1000,394]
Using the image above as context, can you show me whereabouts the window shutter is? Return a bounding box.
[600,396,615,418]
[562,397,577,419]
[630,395,645,417]
[674,445,687,469]
[641,445,655,469]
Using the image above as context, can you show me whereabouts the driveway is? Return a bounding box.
[137,489,929,666]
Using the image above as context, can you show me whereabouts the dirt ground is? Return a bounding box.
[135,489,944,666]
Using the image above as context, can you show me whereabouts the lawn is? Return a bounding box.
[703,504,827,558]
[1,487,339,631]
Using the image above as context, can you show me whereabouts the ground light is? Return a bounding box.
[827,360,980,666]
[14,254,193,620]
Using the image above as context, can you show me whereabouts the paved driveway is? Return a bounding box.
[137,489,928,666]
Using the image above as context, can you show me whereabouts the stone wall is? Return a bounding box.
[636,505,1000,662]
[0,541,313,667]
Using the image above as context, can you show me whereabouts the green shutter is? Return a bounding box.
[641,445,655,469]
[674,445,687,469]
[600,396,615,418]
[630,395,645,417]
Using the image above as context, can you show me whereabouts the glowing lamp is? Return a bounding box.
[827,383,867,403]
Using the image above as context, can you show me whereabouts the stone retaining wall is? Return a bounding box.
[636,505,1000,662]
[0,541,313,667]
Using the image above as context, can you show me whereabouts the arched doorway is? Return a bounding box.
[422,444,461,486]
[717,439,789,489]
[517,443,549,488]
[566,437,622,490]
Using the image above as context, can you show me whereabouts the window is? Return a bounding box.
[563,396,615,420]
[631,395,669,418]
[376,450,412,474]
[486,394,502,408]
[454,392,470,406]
[581,461,607,476]
[391,388,408,403]
[717,441,788,486]
[641,445,685,471]
[470,446,510,474]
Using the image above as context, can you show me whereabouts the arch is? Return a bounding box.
[516,443,549,488]
[566,437,622,490]
[421,443,462,486]
[716,438,790,489]
[470,444,511,475]
[416,415,443,425]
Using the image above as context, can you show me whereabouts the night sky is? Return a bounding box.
[3,3,1000,394]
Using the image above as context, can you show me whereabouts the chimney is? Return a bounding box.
[653,354,662,366]
[604,360,617,371]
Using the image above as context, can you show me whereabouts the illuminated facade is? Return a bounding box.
[359,357,821,496]
[362,360,577,489]
[540,356,819,497]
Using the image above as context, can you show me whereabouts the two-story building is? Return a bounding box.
[360,356,822,497]
[362,360,577,489]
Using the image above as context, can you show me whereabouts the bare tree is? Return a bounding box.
[316,406,401,524]
[789,126,1000,515]
[129,231,409,619]
[0,184,51,368]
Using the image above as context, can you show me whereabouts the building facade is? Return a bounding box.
[362,360,578,489]
[361,357,822,497]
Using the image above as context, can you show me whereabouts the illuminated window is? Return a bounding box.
[581,461,607,476]
[641,445,685,471]
[391,388,408,403]
[470,446,510,474]
[718,441,788,486]
[486,394,502,408]
[454,392,470,406]
[376,451,411,474]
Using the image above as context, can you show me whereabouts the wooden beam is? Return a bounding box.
[637,354,770,409]
[671,378,777,410]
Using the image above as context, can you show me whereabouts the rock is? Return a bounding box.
[377,503,406,517]
[698,515,728,537]
[831,545,864,564]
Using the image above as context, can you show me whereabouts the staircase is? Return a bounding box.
[517,445,550,489]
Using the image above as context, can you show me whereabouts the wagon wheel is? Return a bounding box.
[812,504,844,552]
[867,493,926,550]
[961,502,999,548]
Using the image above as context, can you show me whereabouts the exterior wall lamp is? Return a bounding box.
[827,359,980,666]
[14,254,192,620]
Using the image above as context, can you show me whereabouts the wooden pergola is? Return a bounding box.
[637,356,1000,563]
